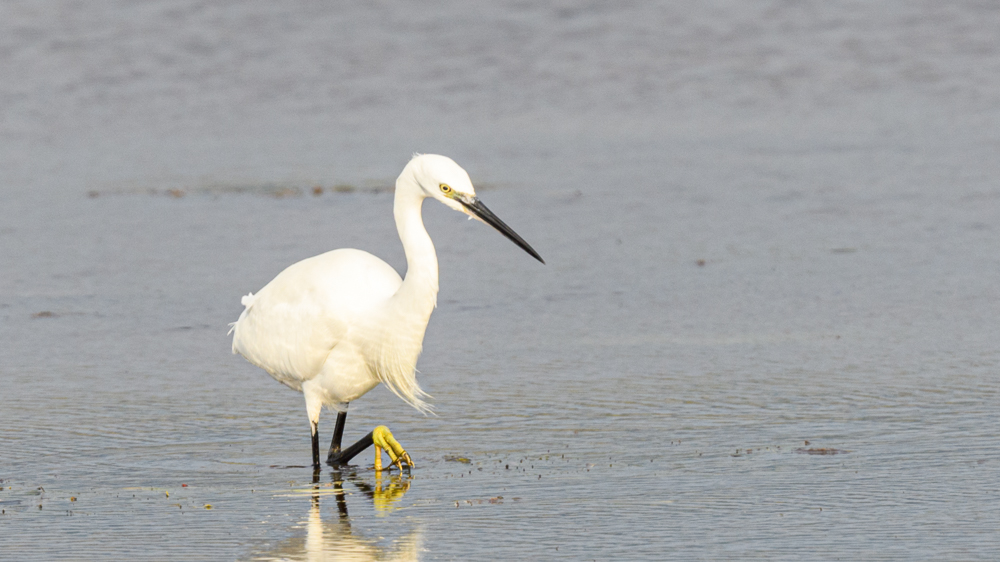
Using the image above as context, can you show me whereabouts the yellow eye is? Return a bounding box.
[439,183,453,194]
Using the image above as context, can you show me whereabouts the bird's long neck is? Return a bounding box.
[391,180,439,318]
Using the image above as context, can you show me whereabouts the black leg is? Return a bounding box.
[311,421,320,468]
[327,404,349,459]
[322,405,412,469]
[327,431,375,466]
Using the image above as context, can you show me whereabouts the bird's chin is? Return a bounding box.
[459,206,486,223]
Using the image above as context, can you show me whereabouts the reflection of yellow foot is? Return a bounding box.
[372,425,414,472]
[373,473,412,513]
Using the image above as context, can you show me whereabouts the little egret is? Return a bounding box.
[231,154,543,470]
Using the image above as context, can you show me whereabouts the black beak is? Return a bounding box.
[459,196,544,264]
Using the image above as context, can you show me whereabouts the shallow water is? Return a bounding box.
[3,1,1000,560]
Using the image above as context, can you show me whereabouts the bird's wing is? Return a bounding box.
[231,249,402,388]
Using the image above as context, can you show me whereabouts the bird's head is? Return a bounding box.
[402,154,544,263]
[407,153,478,212]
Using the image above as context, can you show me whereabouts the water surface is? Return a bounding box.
[2,1,1000,560]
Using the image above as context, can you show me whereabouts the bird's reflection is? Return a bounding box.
[254,469,420,562]
[346,470,412,516]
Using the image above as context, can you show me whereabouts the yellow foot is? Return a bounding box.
[372,425,414,472]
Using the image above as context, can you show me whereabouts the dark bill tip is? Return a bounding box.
[460,197,544,264]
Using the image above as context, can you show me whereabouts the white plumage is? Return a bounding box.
[232,248,424,407]
[230,154,542,467]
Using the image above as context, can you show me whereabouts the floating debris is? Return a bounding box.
[453,496,504,506]
[79,179,428,200]
[444,455,471,464]
[795,448,849,455]
[271,187,300,198]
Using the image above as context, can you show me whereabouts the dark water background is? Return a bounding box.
[2,1,999,559]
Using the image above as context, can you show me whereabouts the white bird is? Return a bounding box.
[231,154,543,470]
